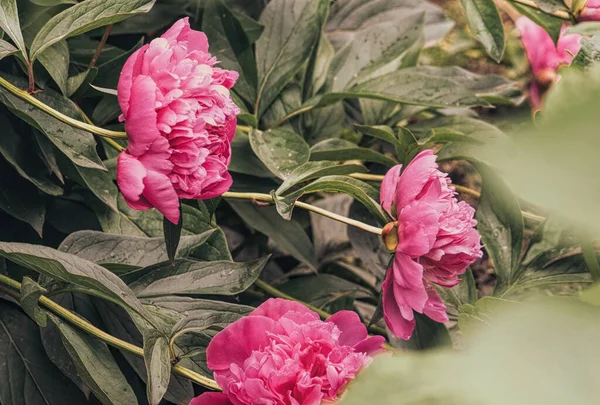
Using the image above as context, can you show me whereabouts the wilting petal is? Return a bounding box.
[142,170,180,224]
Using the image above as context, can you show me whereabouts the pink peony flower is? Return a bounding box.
[578,0,600,21]
[379,150,482,340]
[190,298,385,405]
[116,17,240,224]
[516,17,581,110]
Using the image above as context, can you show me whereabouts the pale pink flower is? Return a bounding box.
[190,298,385,405]
[379,150,482,340]
[516,17,581,109]
[116,17,239,223]
[578,0,600,21]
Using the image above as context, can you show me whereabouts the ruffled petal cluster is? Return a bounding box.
[190,299,385,405]
[579,0,600,21]
[380,150,482,339]
[116,18,240,223]
[516,17,581,109]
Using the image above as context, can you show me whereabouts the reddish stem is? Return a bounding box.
[26,61,36,94]
[89,25,113,69]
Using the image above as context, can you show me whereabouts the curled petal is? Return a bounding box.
[125,76,160,156]
[382,271,416,340]
[397,150,437,208]
[142,171,180,224]
[380,164,402,217]
[117,45,147,118]
[189,393,232,405]
[117,153,147,206]
[251,298,319,322]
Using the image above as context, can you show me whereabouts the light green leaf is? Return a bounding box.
[354,124,401,147]
[255,0,327,115]
[460,0,505,62]
[46,313,138,405]
[229,201,317,269]
[277,161,367,195]
[309,33,335,95]
[310,139,398,167]
[31,0,156,60]
[277,175,387,224]
[509,0,562,42]
[143,331,171,405]
[567,21,600,36]
[0,0,27,59]
[230,132,274,177]
[129,257,270,298]
[0,38,17,60]
[249,128,310,179]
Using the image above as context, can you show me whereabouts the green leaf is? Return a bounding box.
[509,0,562,42]
[310,139,398,167]
[0,38,17,60]
[164,205,183,265]
[325,0,453,48]
[0,303,88,405]
[571,35,600,69]
[0,79,105,170]
[567,22,600,36]
[277,175,388,224]
[0,0,27,59]
[460,0,505,62]
[129,257,270,298]
[0,111,63,195]
[30,0,76,5]
[530,0,570,13]
[30,0,156,60]
[169,301,252,337]
[475,164,524,295]
[46,313,138,405]
[308,33,334,95]
[38,40,70,95]
[277,161,367,195]
[0,242,154,324]
[328,11,425,91]
[229,201,317,269]
[59,230,215,268]
[20,276,47,327]
[93,300,194,405]
[255,0,327,115]
[230,132,274,178]
[60,160,117,212]
[395,312,452,351]
[0,161,46,236]
[408,115,506,145]
[354,124,401,147]
[249,128,310,179]
[202,0,257,104]
[458,296,518,336]
[143,331,171,405]
[278,273,374,309]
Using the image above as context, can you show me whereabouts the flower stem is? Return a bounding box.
[26,61,36,94]
[89,25,113,69]
[508,0,572,19]
[222,191,383,235]
[0,75,127,138]
[272,105,315,129]
[0,273,221,391]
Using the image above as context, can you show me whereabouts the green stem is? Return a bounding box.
[0,273,221,391]
[222,191,383,235]
[272,105,315,129]
[253,279,389,337]
[0,75,127,138]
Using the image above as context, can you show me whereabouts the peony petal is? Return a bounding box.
[250,298,319,322]
[397,150,437,208]
[116,153,147,205]
[392,253,428,314]
[124,76,160,156]
[189,393,232,405]
[326,311,368,348]
[382,271,416,340]
[398,201,440,257]
[380,164,402,218]
[423,283,449,323]
[141,170,180,224]
[117,45,148,118]
[353,335,386,356]
[160,17,187,45]
[206,315,279,371]
[188,30,209,53]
